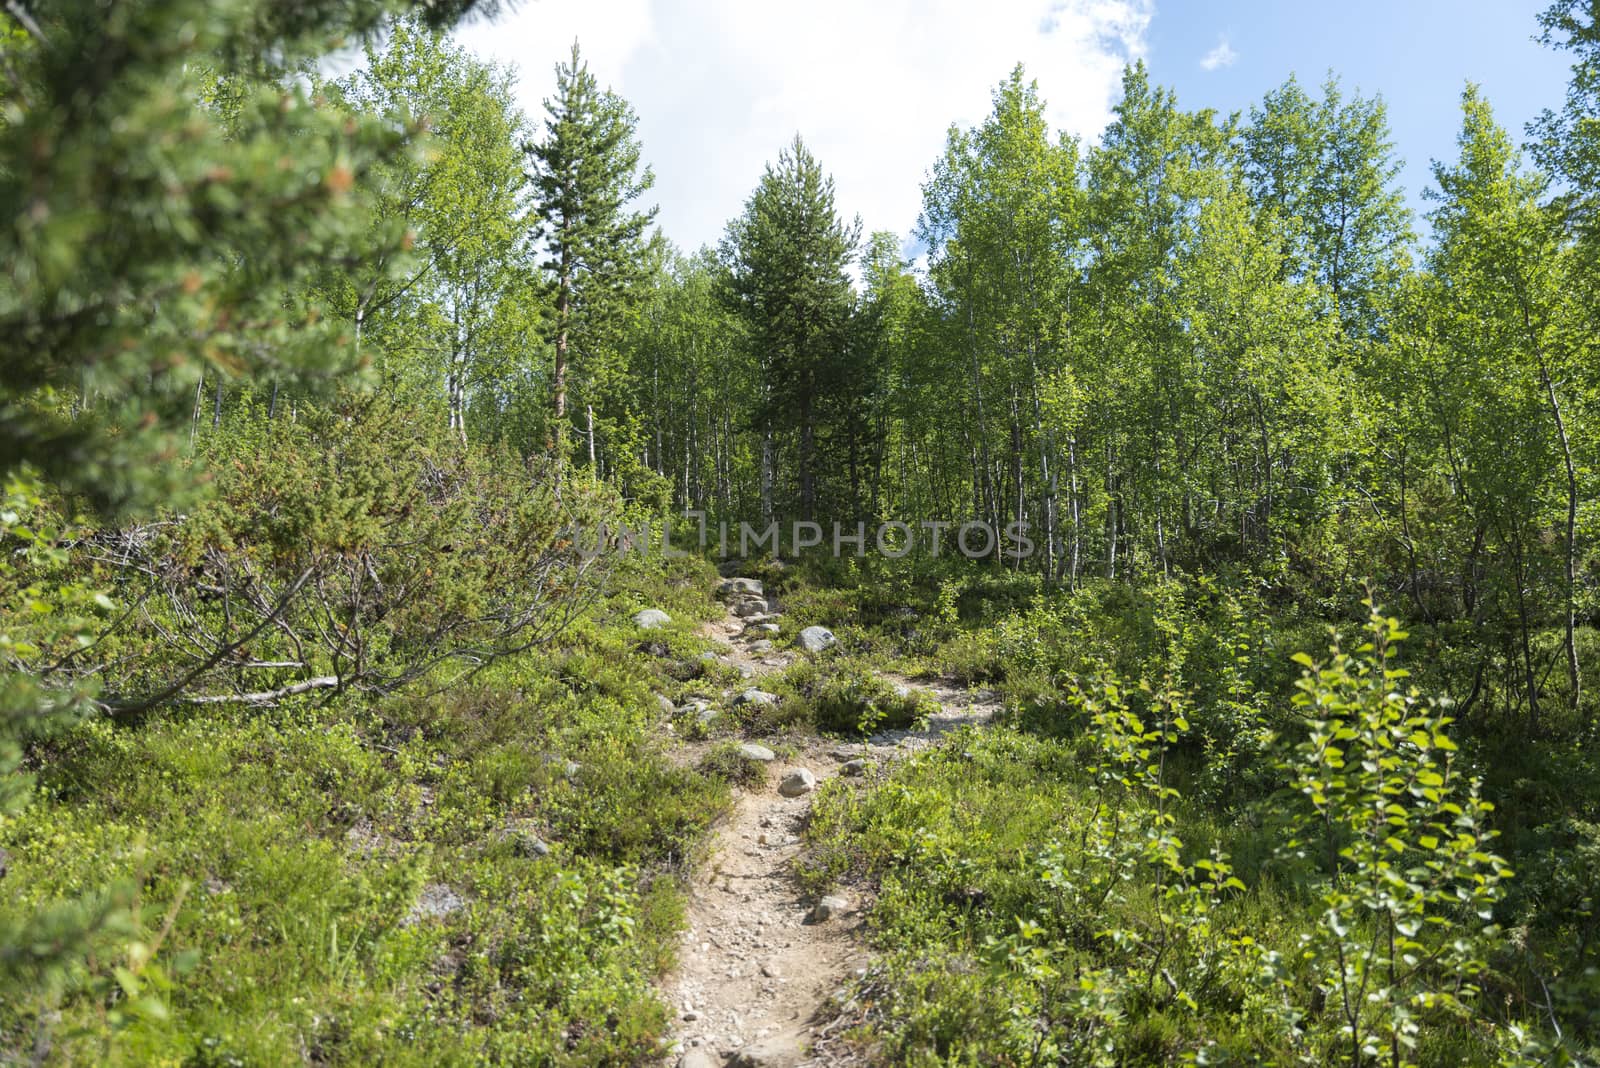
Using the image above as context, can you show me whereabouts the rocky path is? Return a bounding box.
[662,576,1000,1067]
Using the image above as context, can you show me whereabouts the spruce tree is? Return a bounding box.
[722,135,859,522]
[525,42,657,462]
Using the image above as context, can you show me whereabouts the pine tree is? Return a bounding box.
[526,42,656,462]
[0,0,490,1023]
[722,135,860,523]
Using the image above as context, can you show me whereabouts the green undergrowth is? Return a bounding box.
[780,563,1600,1065]
[0,554,733,1066]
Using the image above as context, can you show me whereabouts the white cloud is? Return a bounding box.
[453,0,1151,256]
[1199,34,1237,72]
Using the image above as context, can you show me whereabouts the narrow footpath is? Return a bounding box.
[663,575,999,1067]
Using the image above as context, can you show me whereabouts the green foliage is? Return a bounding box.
[781,658,934,735]
[0,581,729,1063]
[721,134,860,520]
[803,604,1537,1065]
[27,396,610,713]
[527,41,658,457]
[1277,607,1513,1067]
[323,19,539,446]
[1,0,440,514]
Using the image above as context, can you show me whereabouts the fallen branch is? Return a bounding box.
[173,676,340,706]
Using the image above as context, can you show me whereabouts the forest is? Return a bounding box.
[3,0,1600,1064]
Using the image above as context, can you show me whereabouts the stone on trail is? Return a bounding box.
[737,743,776,762]
[732,598,770,618]
[796,625,836,652]
[730,1038,803,1068]
[777,768,816,797]
[717,577,765,599]
[748,639,774,654]
[807,894,849,923]
[654,693,676,715]
[745,622,780,635]
[840,758,870,777]
[733,688,778,707]
[678,1051,719,1068]
[633,608,671,629]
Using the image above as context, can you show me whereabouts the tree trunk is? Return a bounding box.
[1536,355,1581,713]
[552,252,571,456]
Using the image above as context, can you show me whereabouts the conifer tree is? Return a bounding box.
[722,136,859,522]
[526,42,657,462]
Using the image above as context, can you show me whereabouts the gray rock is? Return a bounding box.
[732,598,771,618]
[501,824,550,858]
[796,625,837,652]
[633,608,671,629]
[807,894,849,923]
[840,758,870,776]
[403,883,465,926]
[654,693,676,716]
[748,639,774,654]
[717,577,765,599]
[777,768,816,797]
[745,622,781,635]
[678,1050,719,1068]
[738,743,776,762]
[698,651,718,662]
[730,1040,802,1068]
[0,846,8,880]
[733,688,778,708]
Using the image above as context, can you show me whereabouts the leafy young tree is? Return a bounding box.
[526,41,657,461]
[1281,608,1511,1068]
[1176,178,1351,566]
[722,135,860,523]
[1532,0,1600,245]
[853,232,926,521]
[1426,85,1587,720]
[624,247,755,515]
[918,67,1082,575]
[1242,75,1412,337]
[327,19,535,443]
[1083,63,1230,579]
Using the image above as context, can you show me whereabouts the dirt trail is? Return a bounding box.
[663,581,1000,1067]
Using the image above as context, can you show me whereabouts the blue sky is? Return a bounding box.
[1145,0,1569,229]
[453,1,1574,256]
